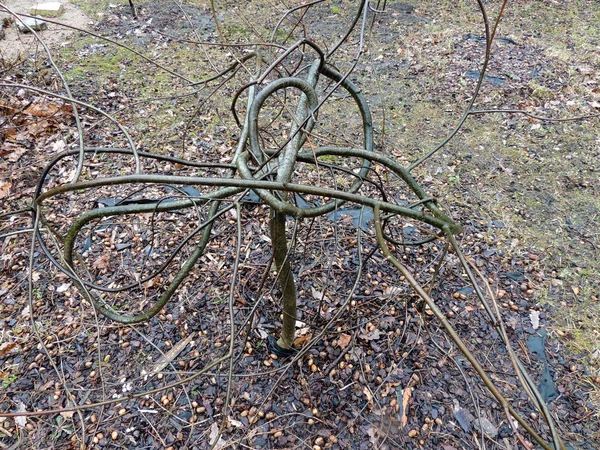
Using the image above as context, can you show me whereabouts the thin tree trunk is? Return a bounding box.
[270,210,296,349]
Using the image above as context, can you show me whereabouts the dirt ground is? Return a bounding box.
[0,1,599,449]
[0,1,90,60]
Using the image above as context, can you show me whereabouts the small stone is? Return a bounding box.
[17,17,48,32]
[30,2,64,17]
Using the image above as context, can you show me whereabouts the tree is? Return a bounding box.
[2,1,596,448]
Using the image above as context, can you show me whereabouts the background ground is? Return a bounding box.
[0,1,599,449]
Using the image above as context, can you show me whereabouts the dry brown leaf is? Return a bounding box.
[0,342,17,357]
[293,332,312,347]
[148,334,194,376]
[572,286,580,295]
[337,333,352,349]
[400,386,413,428]
[0,181,11,199]
[363,386,374,404]
[92,253,111,270]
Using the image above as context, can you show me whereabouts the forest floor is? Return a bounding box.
[1,1,599,449]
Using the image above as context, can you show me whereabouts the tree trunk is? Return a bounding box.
[269,209,297,349]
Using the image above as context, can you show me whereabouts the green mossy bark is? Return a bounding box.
[270,210,297,350]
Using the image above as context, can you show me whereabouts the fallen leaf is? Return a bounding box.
[0,342,17,357]
[293,332,312,347]
[505,315,518,330]
[529,310,540,330]
[367,426,379,446]
[56,283,71,293]
[452,399,474,432]
[363,386,374,404]
[0,181,10,199]
[337,333,352,349]
[473,417,498,438]
[147,334,194,376]
[359,328,382,341]
[572,286,580,295]
[256,326,268,339]
[15,402,27,428]
[399,386,413,428]
[92,253,111,270]
[311,286,331,303]
[229,418,243,428]
[384,285,403,296]
[21,305,30,318]
[208,422,226,449]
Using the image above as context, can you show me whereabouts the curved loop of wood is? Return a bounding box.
[236,63,376,218]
